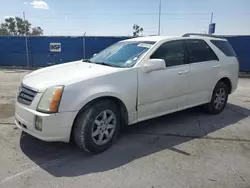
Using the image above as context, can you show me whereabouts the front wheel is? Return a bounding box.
[204,82,229,114]
[73,100,121,153]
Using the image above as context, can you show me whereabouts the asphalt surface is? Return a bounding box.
[0,70,250,188]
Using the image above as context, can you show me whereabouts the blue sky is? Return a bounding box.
[1,0,250,36]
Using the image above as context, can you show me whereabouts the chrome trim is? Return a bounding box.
[17,84,38,105]
[21,83,39,92]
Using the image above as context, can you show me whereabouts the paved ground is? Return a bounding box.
[0,70,250,188]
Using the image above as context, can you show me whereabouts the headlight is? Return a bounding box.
[37,86,64,113]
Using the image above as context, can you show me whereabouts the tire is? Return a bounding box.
[204,82,229,114]
[73,100,121,154]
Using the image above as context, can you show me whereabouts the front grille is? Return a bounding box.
[17,85,37,105]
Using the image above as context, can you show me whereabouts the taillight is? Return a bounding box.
[236,56,239,62]
[236,56,240,72]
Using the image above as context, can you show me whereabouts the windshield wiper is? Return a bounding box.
[83,60,121,68]
[94,62,121,67]
[82,59,93,63]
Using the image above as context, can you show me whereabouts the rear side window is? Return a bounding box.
[185,39,219,63]
[210,40,236,57]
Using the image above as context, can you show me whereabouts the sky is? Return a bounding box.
[1,0,250,36]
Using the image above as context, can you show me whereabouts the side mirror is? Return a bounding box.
[142,59,166,73]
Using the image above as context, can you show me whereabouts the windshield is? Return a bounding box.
[89,41,155,67]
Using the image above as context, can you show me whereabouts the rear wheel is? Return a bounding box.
[204,82,229,114]
[73,100,121,153]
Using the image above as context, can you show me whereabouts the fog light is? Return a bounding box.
[35,116,43,131]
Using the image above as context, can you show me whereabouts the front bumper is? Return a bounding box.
[15,101,78,143]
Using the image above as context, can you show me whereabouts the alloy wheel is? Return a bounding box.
[92,110,116,145]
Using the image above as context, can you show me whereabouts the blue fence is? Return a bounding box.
[0,36,128,68]
[0,36,27,67]
[224,36,250,72]
[0,35,249,71]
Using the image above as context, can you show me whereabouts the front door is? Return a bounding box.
[137,40,190,122]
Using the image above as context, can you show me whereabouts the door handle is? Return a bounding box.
[178,70,189,75]
[213,65,220,68]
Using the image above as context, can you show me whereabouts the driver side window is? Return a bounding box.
[150,40,185,67]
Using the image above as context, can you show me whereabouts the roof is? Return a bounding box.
[124,35,226,42]
[183,36,226,41]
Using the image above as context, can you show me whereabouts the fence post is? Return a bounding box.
[23,12,30,68]
[83,32,86,59]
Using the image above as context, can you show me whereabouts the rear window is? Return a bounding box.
[210,40,236,57]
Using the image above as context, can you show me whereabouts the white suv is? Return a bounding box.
[15,34,239,153]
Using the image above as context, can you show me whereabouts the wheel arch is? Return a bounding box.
[70,95,129,141]
[217,77,232,94]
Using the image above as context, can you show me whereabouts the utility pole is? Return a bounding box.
[23,12,30,68]
[83,32,86,59]
[158,0,161,35]
[210,12,214,24]
[208,12,215,34]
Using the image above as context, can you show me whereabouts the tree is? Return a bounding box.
[133,24,143,37]
[30,27,43,36]
[0,17,43,36]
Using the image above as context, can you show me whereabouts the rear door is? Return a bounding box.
[185,39,220,106]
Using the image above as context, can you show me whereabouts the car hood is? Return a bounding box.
[22,60,122,92]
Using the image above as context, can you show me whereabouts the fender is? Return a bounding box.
[209,74,232,101]
[76,90,125,112]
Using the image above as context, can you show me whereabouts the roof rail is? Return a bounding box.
[182,33,224,39]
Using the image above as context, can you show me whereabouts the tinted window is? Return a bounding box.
[211,40,236,57]
[150,40,185,67]
[185,39,219,63]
